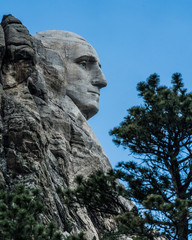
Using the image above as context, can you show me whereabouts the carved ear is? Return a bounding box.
[1,14,36,89]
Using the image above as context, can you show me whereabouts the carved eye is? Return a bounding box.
[79,60,87,69]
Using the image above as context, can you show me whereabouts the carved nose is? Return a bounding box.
[91,70,107,89]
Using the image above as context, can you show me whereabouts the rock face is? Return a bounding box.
[0,15,129,239]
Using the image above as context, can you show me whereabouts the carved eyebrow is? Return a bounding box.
[75,55,96,62]
[74,55,101,68]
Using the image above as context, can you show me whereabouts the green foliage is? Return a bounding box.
[99,206,161,240]
[100,231,122,240]
[0,184,63,240]
[63,169,158,239]
[65,232,88,240]
[63,170,128,216]
[110,73,192,239]
[115,206,159,240]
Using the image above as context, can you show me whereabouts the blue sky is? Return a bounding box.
[1,0,192,167]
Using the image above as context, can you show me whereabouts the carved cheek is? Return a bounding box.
[66,64,85,84]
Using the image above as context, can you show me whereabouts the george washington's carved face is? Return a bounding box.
[34,31,107,119]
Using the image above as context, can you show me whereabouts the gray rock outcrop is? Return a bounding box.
[0,14,131,239]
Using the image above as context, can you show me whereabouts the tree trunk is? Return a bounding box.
[178,217,188,240]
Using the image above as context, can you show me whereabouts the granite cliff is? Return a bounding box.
[0,14,132,239]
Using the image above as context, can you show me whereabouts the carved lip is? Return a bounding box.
[88,90,100,96]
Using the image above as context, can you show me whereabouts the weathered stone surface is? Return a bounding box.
[2,15,34,61]
[0,15,132,239]
[1,15,35,89]
[0,25,5,68]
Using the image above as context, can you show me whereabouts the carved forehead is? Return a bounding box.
[33,30,87,44]
[33,30,99,60]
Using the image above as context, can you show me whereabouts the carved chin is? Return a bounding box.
[66,91,100,119]
[81,104,99,120]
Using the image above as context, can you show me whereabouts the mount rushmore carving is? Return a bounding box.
[0,14,132,239]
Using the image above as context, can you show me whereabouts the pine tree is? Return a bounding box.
[63,170,127,216]
[110,73,192,240]
[65,232,88,240]
[63,170,160,240]
[0,184,63,240]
